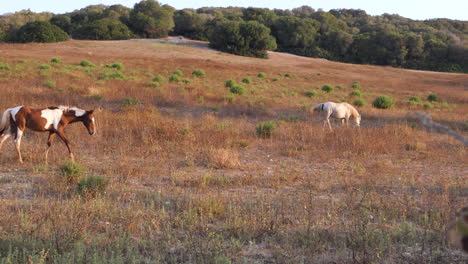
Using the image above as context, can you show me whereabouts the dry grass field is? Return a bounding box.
[0,39,467,263]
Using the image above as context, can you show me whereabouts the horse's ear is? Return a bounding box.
[88,110,94,114]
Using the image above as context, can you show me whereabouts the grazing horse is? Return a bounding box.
[311,102,361,130]
[0,105,96,163]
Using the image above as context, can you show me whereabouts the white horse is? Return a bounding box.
[311,102,361,130]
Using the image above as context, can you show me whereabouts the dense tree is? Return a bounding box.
[271,16,320,56]
[50,15,72,34]
[73,18,133,40]
[173,9,212,40]
[13,21,69,42]
[209,20,276,58]
[129,0,175,38]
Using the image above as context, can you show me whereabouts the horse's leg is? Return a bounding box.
[14,128,24,163]
[326,118,333,131]
[0,129,12,151]
[57,130,74,161]
[45,132,56,164]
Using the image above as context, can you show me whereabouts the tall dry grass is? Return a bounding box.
[0,40,466,263]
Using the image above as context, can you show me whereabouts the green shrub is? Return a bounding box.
[90,94,103,100]
[272,77,280,82]
[321,84,334,93]
[427,93,439,102]
[105,62,124,70]
[181,78,191,84]
[352,81,361,89]
[168,74,180,82]
[0,64,10,70]
[60,161,85,182]
[80,60,95,67]
[211,106,220,111]
[350,89,362,97]
[150,81,160,88]
[77,175,108,197]
[224,94,236,103]
[192,69,205,77]
[372,95,395,109]
[284,73,291,78]
[152,74,165,83]
[335,85,344,90]
[423,102,433,109]
[43,80,56,88]
[229,85,245,95]
[225,79,235,88]
[257,72,266,78]
[407,96,421,105]
[50,57,61,64]
[256,121,276,138]
[122,97,140,107]
[353,99,366,107]
[241,77,251,84]
[38,64,50,70]
[99,72,125,80]
[304,91,317,98]
[173,69,183,76]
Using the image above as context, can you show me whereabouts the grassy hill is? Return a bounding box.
[0,40,466,263]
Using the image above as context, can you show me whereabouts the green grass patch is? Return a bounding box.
[80,60,95,67]
[192,69,205,77]
[256,121,276,138]
[321,84,334,93]
[122,97,140,107]
[373,95,395,109]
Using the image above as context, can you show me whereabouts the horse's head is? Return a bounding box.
[82,110,96,135]
[355,114,361,127]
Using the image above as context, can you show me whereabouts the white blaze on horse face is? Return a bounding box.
[10,106,23,122]
[41,109,64,130]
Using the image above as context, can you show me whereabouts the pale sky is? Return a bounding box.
[0,0,467,21]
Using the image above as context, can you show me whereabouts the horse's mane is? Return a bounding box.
[57,105,87,116]
[346,103,360,118]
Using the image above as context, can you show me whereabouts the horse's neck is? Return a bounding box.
[62,113,81,124]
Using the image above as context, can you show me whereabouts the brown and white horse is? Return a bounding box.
[0,105,96,163]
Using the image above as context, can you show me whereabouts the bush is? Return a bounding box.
[150,81,160,88]
[152,74,165,83]
[173,69,183,76]
[168,74,180,82]
[423,102,433,109]
[350,89,362,97]
[38,64,51,70]
[0,64,10,70]
[43,80,56,88]
[257,72,266,78]
[407,96,421,105]
[225,79,235,88]
[12,21,69,43]
[80,60,95,67]
[304,91,317,98]
[122,97,140,107]
[192,69,205,77]
[224,94,236,103]
[50,57,61,64]
[321,84,334,93]
[353,99,366,107]
[60,161,85,183]
[284,73,292,78]
[272,77,280,82]
[427,93,439,102]
[181,78,191,84]
[99,71,125,80]
[77,175,108,197]
[372,95,395,109]
[256,121,276,138]
[229,85,245,95]
[352,82,361,89]
[241,78,251,84]
[105,62,124,70]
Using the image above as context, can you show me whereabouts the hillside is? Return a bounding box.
[0,40,467,263]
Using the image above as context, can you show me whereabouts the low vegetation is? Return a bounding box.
[373,95,395,109]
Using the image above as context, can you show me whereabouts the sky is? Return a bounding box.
[0,0,467,21]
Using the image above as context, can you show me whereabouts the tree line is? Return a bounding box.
[1,1,467,73]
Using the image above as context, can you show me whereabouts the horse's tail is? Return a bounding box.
[0,108,12,134]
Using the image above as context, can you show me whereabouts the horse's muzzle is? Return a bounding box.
[89,131,95,135]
